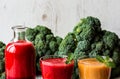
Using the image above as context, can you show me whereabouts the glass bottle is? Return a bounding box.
[5,26,36,79]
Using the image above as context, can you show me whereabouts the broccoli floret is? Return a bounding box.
[0,59,4,73]
[34,25,52,35]
[55,36,63,45]
[0,41,5,60]
[103,30,118,49]
[0,46,5,60]
[73,16,101,41]
[112,48,120,65]
[35,34,46,57]
[58,33,77,55]
[35,41,46,56]
[76,40,90,51]
[89,41,105,58]
[74,51,87,60]
[103,50,111,56]
[0,72,5,79]
[89,49,101,57]
[95,42,104,51]
[0,42,5,48]
[46,34,55,42]
[35,34,45,45]
[45,50,52,55]
[26,25,62,75]
[26,28,37,44]
[74,24,95,41]
[87,16,101,32]
[0,41,5,78]
[49,41,58,53]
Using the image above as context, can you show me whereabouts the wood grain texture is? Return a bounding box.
[0,0,120,43]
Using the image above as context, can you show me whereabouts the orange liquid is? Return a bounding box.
[78,58,111,79]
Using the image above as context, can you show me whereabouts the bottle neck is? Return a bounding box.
[15,31,26,40]
[11,26,27,42]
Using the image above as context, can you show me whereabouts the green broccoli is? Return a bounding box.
[0,46,5,60]
[112,48,120,65]
[76,40,90,51]
[89,49,101,57]
[103,50,111,56]
[25,16,120,78]
[0,72,5,79]
[89,41,104,57]
[0,41,5,60]
[103,30,118,49]
[0,41,5,79]
[0,59,4,73]
[46,34,55,43]
[0,41,5,48]
[55,36,63,45]
[34,25,52,35]
[26,25,62,75]
[26,28,37,44]
[73,16,101,41]
[49,41,58,53]
[73,16,120,79]
[58,33,77,55]
[57,16,120,79]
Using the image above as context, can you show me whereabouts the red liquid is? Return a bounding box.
[5,40,35,79]
[40,58,74,79]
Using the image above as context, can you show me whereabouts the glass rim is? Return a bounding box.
[39,55,68,61]
[11,25,28,32]
[77,56,88,61]
[77,56,97,65]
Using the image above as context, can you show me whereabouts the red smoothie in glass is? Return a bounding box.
[40,57,74,79]
[5,40,35,79]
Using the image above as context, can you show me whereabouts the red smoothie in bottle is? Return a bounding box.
[40,56,74,79]
[5,26,35,79]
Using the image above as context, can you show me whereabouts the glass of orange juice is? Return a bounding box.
[78,57,111,79]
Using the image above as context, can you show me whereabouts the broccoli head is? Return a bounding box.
[26,28,37,44]
[49,41,58,53]
[26,25,62,75]
[112,48,120,65]
[34,25,52,35]
[71,16,120,79]
[46,34,55,43]
[55,36,63,45]
[89,41,104,58]
[58,33,77,55]
[103,30,119,49]
[73,16,101,41]
[76,40,90,51]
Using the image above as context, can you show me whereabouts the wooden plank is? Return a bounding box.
[1,0,120,43]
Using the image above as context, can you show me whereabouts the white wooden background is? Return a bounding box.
[0,0,120,44]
